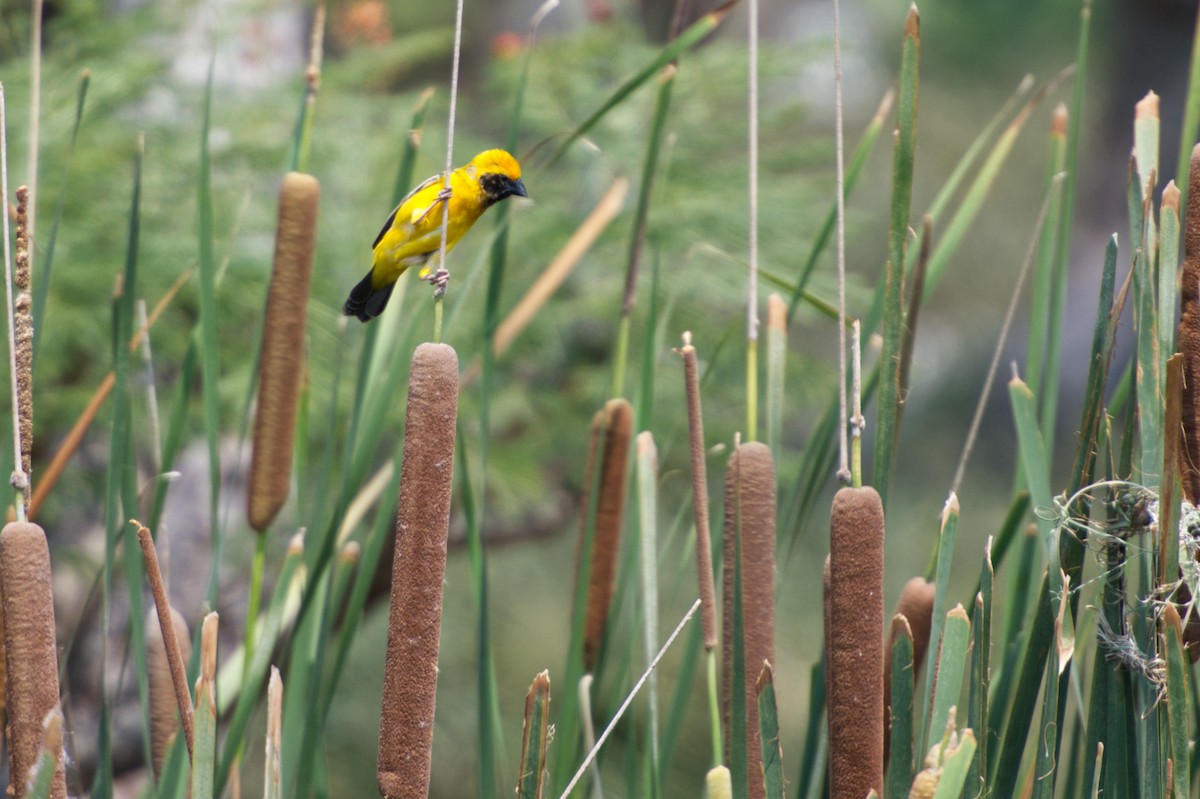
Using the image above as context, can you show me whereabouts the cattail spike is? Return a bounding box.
[248,172,320,532]
[581,398,633,672]
[826,487,885,799]
[378,342,459,799]
[721,442,776,799]
[0,522,66,799]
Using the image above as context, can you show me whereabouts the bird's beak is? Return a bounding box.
[509,178,528,198]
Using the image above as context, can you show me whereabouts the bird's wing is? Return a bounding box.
[371,173,443,249]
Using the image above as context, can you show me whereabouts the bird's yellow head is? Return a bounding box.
[469,149,528,206]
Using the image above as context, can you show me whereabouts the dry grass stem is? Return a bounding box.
[147,605,192,775]
[248,172,320,532]
[721,441,775,799]
[493,178,628,356]
[1179,143,1200,503]
[378,342,459,799]
[0,522,65,798]
[827,487,885,799]
[680,332,718,649]
[136,520,195,762]
[580,398,632,671]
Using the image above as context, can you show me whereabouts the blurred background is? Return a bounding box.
[2,0,1199,795]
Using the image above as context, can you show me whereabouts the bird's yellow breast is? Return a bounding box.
[370,167,490,286]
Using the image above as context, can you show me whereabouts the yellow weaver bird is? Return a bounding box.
[343,148,527,321]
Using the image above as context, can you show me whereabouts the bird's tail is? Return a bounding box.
[343,271,395,322]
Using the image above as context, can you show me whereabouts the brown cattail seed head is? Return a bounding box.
[13,187,31,503]
[827,487,885,799]
[378,343,459,799]
[1178,144,1200,503]
[248,172,320,532]
[147,606,192,776]
[721,442,776,799]
[580,398,632,671]
[896,576,936,674]
[0,522,66,798]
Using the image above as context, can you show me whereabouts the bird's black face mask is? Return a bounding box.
[481,173,528,206]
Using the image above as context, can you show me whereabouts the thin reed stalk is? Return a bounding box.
[722,442,776,799]
[0,522,65,798]
[826,487,885,799]
[248,172,321,532]
[377,343,459,799]
[680,333,717,649]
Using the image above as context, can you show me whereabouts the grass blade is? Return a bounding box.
[928,604,970,756]
[756,662,784,799]
[873,5,919,507]
[885,616,914,799]
[1164,605,1190,799]
[518,671,552,799]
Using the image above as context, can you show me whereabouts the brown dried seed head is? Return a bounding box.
[896,576,936,674]
[582,398,633,672]
[248,172,321,532]
[827,487,885,799]
[0,522,66,799]
[147,606,191,776]
[1179,144,1200,502]
[378,343,459,799]
[721,442,776,799]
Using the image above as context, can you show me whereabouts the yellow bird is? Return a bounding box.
[343,148,527,321]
